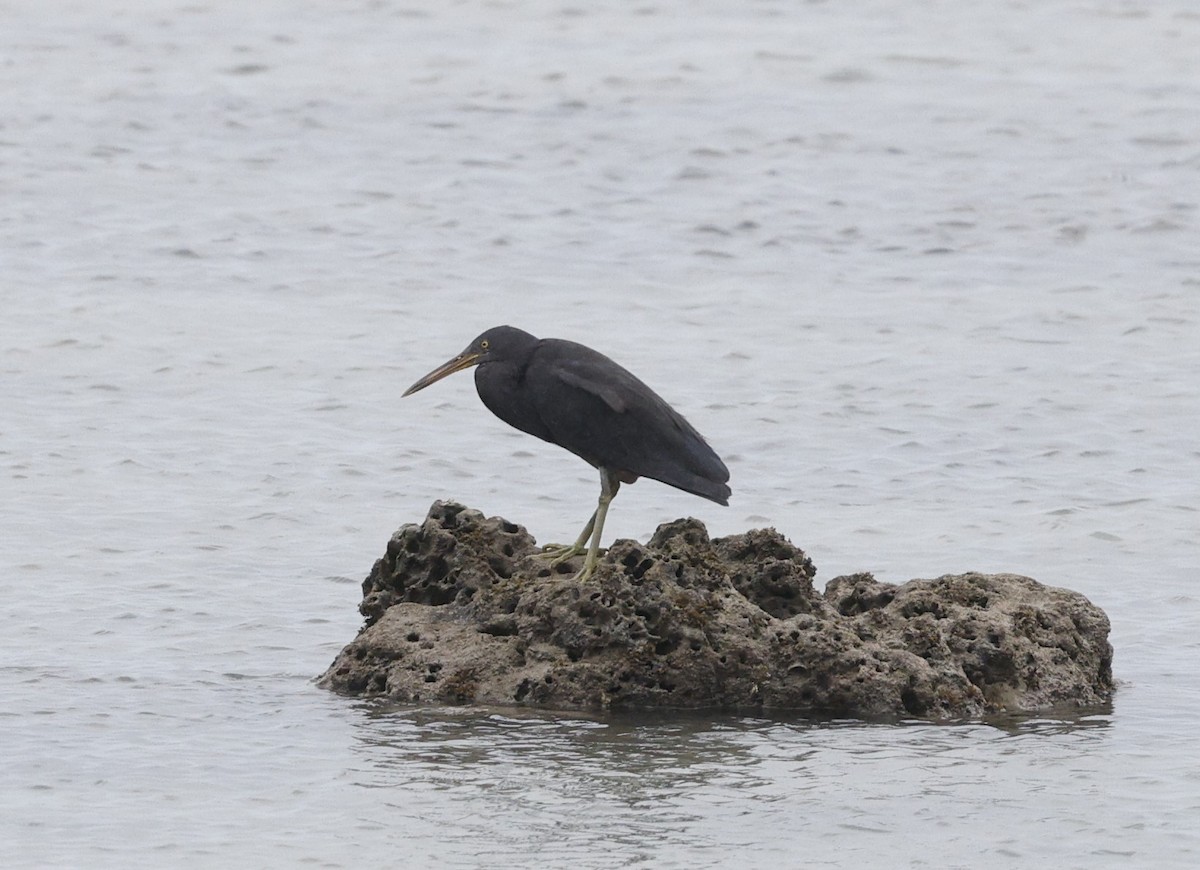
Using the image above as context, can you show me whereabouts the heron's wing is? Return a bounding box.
[554,368,628,414]
[529,340,730,504]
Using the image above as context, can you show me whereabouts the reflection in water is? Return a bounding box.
[983,704,1115,736]
[340,702,1122,865]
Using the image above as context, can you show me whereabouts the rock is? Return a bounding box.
[318,501,1114,719]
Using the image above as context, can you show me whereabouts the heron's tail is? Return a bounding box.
[648,466,731,506]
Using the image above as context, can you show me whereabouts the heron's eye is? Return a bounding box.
[480,339,490,350]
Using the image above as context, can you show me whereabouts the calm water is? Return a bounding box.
[4,1,1199,867]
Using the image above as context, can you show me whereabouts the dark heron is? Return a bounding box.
[402,325,730,581]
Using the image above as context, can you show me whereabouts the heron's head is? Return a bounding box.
[402,325,537,397]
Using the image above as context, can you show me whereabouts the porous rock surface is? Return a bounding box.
[319,501,1114,719]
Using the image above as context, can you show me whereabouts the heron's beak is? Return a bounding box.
[402,351,482,397]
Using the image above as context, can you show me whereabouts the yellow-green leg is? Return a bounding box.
[575,469,620,582]
[539,509,596,565]
[535,468,621,580]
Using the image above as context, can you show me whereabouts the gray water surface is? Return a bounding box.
[3,1,1199,867]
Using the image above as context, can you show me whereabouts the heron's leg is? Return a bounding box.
[575,469,620,582]
[538,509,597,565]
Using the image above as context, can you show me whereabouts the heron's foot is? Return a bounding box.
[537,542,605,568]
[569,547,604,583]
[570,562,597,583]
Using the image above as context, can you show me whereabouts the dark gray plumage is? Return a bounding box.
[402,325,730,580]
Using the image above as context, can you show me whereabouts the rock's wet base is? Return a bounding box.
[319,501,1114,720]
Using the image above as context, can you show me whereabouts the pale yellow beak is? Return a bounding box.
[402,351,483,397]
